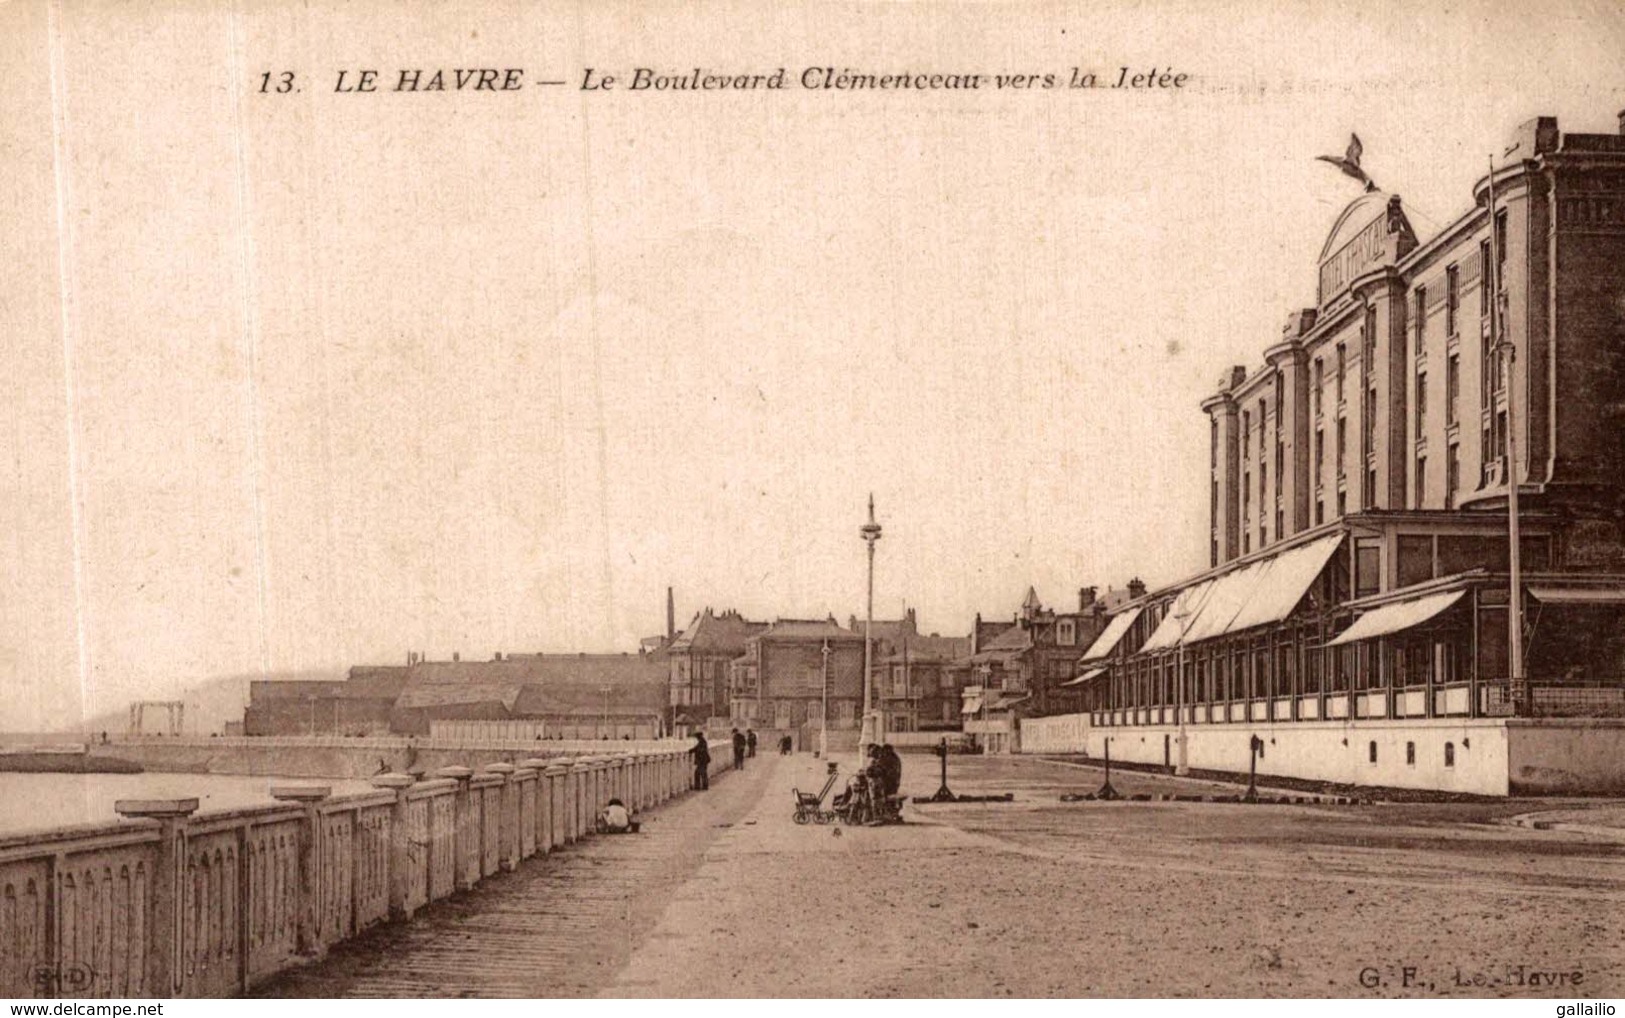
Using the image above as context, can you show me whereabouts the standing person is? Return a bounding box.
[731,727,747,770]
[691,732,711,790]
[746,728,758,758]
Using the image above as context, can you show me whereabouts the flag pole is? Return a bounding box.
[1485,156,1524,717]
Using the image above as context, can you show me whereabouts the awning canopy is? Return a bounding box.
[1326,590,1466,647]
[960,694,984,715]
[1529,586,1625,606]
[1227,533,1345,632]
[1133,533,1345,653]
[1139,579,1216,652]
[1080,606,1143,662]
[1059,667,1106,688]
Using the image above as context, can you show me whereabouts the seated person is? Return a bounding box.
[597,797,639,834]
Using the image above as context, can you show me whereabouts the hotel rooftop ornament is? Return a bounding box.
[1316,133,1378,192]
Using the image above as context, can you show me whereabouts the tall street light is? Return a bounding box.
[1174,603,1192,775]
[860,494,883,760]
[820,638,831,759]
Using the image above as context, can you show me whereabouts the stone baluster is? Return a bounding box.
[114,797,199,998]
[483,763,518,872]
[544,763,568,848]
[569,759,591,841]
[520,758,550,858]
[433,765,475,890]
[369,773,417,920]
[270,785,332,957]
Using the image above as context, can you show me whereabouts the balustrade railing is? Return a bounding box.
[0,745,725,998]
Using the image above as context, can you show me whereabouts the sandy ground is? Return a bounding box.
[606,753,1625,998]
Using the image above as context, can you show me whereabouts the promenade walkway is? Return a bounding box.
[256,757,769,997]
[259,752,1625,998]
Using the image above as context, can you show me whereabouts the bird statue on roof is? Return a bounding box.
[1316,133,1378,192]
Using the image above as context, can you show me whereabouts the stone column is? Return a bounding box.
[544,764,568,848]
[520,758,549,858]
[484,763,518,871]
[369,773,416,920]
[569,760,592,840]
[433,765,474,890]
[270,785,332,957]
[114,797,198,998]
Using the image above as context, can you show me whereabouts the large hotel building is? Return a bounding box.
[1023,112,1625,794]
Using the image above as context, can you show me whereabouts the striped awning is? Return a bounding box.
[1059,667,1106,688]
[1080,607,1143,662]
[1529,586,1625,606]
[1326,590,1466,647]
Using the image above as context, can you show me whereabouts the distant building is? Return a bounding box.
[729,618,864,740]
[243,648,669,738]
[666,609,769,729]
[875,632,972,733]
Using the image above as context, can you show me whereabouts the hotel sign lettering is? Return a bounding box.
[1319,214,1391,306]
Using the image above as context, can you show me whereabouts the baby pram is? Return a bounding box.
[792,764,841,825]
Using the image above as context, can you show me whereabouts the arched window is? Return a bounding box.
[1444,742,1456,768]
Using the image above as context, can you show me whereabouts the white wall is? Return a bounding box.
[1506,721,1625,794]
[1020,713,1511,795]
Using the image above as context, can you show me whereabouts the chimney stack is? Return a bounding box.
[667,586,676,640]
[1079,586,1097,612]
[1127,577,1147,600]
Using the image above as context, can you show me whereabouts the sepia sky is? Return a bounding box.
[2,0,1623,729]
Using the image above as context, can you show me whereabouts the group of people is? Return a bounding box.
[687,729,904,819]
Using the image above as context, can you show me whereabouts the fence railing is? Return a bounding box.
[1479,677,1625,718]
[0,746,724,998]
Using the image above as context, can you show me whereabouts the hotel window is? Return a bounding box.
[1057,620,1076,646]
[1259,399,1267,459]
[1356,538,1381,597]
[1406,741,1416,766]
[1368,740,1378,764]
[1415,286,1427,351]
[1415,372,1428,436]
[1316,499,1324,525]
[1313,358,1324,418]
[1479,240,1493,316]
[1416,455,1427,508]
[1362,387,1377,459]
[1336,344,1346,403]
[1446,443,1460,510]
[1337,490,1347,517]
[1366,466,1377,510]
[1315,428,1324,482]
[1210,418,1218,470]
[1495,210,1508,284]
[1336,418,1346,475]
[1444,742,1456,767]
[1446,264,1460,337]
[1446,354,1460,426]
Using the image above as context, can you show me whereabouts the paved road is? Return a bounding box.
[258,752,1625,998]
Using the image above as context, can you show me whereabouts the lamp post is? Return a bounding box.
[819,638,831,759]
[859,494,883,760]
[1485,157,1525,717]
[1174,604,1192,775]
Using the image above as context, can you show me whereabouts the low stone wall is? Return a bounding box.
[1020,712,1514,795]
[89,735,698,780]
[0,746,726,998]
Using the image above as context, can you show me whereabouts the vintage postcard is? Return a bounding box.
[2,0,1625,1003]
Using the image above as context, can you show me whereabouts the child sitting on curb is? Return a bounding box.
[596,798,640,834]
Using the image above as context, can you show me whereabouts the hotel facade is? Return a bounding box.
[1023,113,1625,794]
